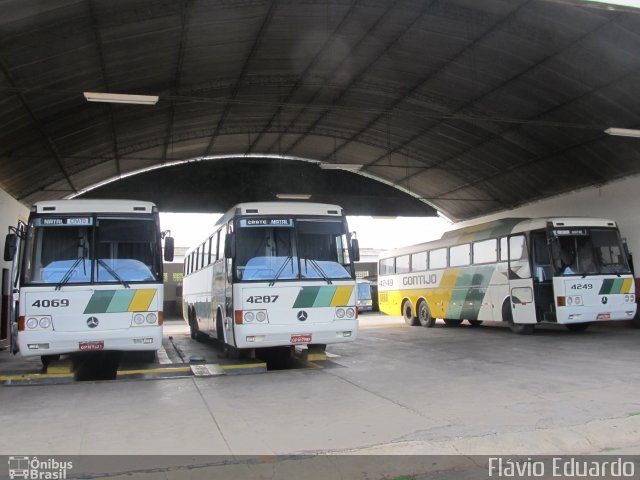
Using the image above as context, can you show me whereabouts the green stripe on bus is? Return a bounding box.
[611,278,624,294]
[293,286,321,308]
[313,286,337,307]
[599,279,614,295]
[106,290,137,313]
[84,290,116,314]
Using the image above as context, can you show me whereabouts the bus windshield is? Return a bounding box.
[235,217,352,282]
[550,227,631,276]
[22,216,161,285]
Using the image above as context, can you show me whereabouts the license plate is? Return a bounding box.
[290,334,312,344]
[79,341,104,351]
[596,313,611,320]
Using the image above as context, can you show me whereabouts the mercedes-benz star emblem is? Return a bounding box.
[87,317,99,328]
[297,311,308,322]
[601,296,608,305]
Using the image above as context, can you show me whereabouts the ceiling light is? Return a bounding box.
[604,127,640,138]
[276,194,311,200]
[318,163,362,171]
[83,92,159,105]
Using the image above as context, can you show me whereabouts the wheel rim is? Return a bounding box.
[419,303,427,322]
[403,303,412,320]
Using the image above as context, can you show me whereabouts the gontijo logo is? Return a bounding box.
[8,456,73,479]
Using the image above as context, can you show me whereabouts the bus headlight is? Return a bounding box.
[39,317,51,328]
[346,308,355,318]
[631,294,636,302]
[146,313,157,324]
[256,311,266,322]
[244,312,255,323]
[27,317,38,329]
[133,313,145,325]
[336,308,346,319]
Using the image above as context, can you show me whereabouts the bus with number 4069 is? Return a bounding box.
[182,202,360,356]
[4,199,174,365]
[378,217,636,334]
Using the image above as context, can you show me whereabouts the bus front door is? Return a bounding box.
[508,234,537,324]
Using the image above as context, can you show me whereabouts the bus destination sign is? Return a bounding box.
[241,219,293,227]
[552,228,588,236]
[36,217,93,227]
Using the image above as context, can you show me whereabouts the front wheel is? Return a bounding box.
[566,323,590,332]
[503,299,534,335]
[402,301,419,326]
[417,300,436,327]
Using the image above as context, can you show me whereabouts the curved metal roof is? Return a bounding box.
[1,0,639,220]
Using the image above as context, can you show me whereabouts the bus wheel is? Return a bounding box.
[443,319,462,327]
[502,300,534,334]
[468,320,483,327]
[189,309,201,341]
[417,300,436,328]
[566,323,590,332]
[41,354,60,368]
[402,300,419,326]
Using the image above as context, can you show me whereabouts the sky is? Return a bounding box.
[159,212,452,252]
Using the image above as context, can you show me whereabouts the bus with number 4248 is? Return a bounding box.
[182,202,360,356]
[4,199,174,365]
[378,217,636,334]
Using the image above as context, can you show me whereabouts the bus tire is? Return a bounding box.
[468,320,483,327]
[503,300,534,335]
[417,300,436,328]
[216,310,225,342]
[566,323,590,332]
[402,300,419,326]
[41,354,60,368]
[189,308,201,341]
[443,319,462,327]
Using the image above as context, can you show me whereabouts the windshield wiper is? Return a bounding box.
[55,257,85,291]
[269,256,293,287]
[97,259,130,288]
[305,258,332,285]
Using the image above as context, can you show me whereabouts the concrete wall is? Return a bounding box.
[456,174,640,263]
[0,188,29,270]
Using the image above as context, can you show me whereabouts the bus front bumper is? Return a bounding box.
[233,320,358,349]
[555,306,637,324]
[17,326,163,357]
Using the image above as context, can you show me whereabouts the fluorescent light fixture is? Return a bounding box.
[585,0,640,8]
[276,193,311,200]
[83,92,159,105]
[319,163,362,171]
[605,127,640,138]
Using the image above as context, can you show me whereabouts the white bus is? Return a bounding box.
[182,202,360,354]
[378,217,636,334]
[3,199,174,364]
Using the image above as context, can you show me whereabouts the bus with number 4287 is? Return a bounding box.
[378,217,636,334]
[4,199,174,365]
[182,202,360,356]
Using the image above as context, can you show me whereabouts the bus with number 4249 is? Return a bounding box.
[182,202,360,355]
[378,217,636,334]
[4,199,174,365]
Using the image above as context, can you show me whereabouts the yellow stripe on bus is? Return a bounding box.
[128,289,157,311]
[622,278,633,294]
[330,286,354,306]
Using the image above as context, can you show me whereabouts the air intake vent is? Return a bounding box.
[246,209,259,213]
[133,206,146,211]
[327,210,338,214]
[42,207,56,211]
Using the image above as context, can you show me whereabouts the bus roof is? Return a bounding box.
[381,216,618,258]
[32,199,157,214]
[216,202,345,225]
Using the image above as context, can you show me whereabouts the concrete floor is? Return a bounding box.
[1,314,639,459]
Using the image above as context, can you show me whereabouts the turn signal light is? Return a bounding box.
[557,296,566,307]
[18,316,25,331]
[234,310,243,325]
[158,312,164,325]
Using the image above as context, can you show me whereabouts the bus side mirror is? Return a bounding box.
[164,236,175,262]
[224,233,235,259]
[352,238,360,262]
[4,233,17,262]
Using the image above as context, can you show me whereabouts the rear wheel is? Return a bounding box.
[402,300,419,326]
[468,320,483,327]
[443,319,462,327]
[417,300,436,327]
[566,323,590,332]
